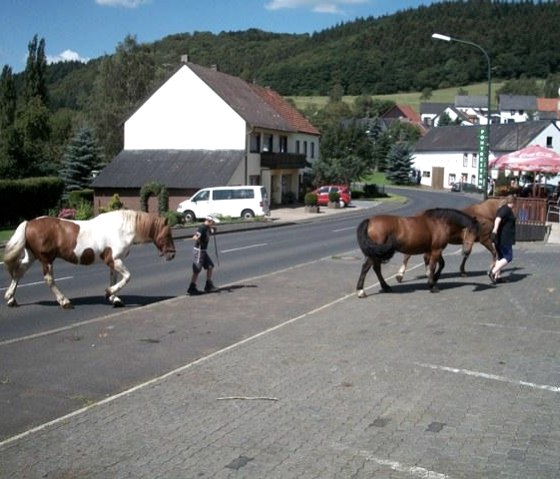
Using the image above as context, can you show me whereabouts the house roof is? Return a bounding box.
[420,102,453,115]
[455,95,488,108]
[499,94,537,110]
[381,104,421,123]
[91,150,244,189]
[186,63,319,135]
[414,121,558,154]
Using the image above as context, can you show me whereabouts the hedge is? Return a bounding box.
[0,177,65,226]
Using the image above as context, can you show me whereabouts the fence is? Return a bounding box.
[511,197,548,241]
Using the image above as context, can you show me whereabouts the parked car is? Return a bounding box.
[311,185,352,207]
[520,183,556,198]
[450,182,484,194]
[177,186,270,222]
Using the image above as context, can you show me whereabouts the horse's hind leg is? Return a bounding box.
[4,250,35,307]
[396,254,410,283]
[356,257,373,298]
[372,259,392,292]
[42,262,73,309]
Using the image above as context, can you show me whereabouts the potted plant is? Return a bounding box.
[328,190,341,208]
[304,192,319,213]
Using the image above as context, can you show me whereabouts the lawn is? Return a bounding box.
[287,81,504,112]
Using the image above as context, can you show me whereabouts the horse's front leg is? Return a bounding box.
[105,258,130,307]
[42,262,73,309]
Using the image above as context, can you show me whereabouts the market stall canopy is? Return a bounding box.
[489,144,560,173]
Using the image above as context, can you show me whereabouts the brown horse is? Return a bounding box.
[395,198,503,282]
[356,208,479,296]
[3,210,176,309]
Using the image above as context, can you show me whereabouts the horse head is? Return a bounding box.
[461,216,479,257]
[155,218,176,261]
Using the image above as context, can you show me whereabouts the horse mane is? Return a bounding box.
[133,211,166,242]
[424,208,477,229]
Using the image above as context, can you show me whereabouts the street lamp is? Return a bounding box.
[432,33,491,199]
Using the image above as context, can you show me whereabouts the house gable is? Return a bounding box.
[125,66,246,150]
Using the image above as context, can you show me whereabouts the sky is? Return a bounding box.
[1,0,444,73]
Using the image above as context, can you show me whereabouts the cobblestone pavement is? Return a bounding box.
[1,239,559,478]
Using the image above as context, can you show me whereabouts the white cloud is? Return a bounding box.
[95,0,150,7]
[265,0,367,14]
[47,50,90,65]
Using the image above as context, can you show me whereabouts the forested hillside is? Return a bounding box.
[44,0,560,104]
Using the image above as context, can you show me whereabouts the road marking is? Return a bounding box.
[221,243,267,253]
[0,276,73,291]
[333,226,355,232]
[416,362,560,393]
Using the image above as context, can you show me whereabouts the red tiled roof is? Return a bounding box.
[250,83,320,135]
[537,97,559,112]
[187,63,319,136]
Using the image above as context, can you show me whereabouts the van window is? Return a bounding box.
[193,190,209,201]
[213,190,233,200]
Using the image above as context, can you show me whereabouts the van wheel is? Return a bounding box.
[183,210,196,223]
[241,209,255,220]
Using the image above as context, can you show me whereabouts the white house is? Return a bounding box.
[92,61,320,211]
[412,121,560,190]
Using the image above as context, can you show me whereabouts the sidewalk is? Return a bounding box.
[1,234,559,477]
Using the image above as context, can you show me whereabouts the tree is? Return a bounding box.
[385,142,414,185]
[59,126,103,195]
[89,35,156,159]
[0,66,16,130]
[22,35,48,105]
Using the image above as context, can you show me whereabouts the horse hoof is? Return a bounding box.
[460,272,468,278]
[395,274,403,283]
[357,290,367,298]
[112,299,125,308]
[61,302,74,309]
[6,299,19,308]
[381,287,392,293]
[430,287,440,293]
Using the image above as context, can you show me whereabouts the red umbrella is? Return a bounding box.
[489,145,560,173]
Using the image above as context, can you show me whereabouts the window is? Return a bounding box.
[310,142,315,159]
[279,136,287,153]
[250,133,260,153]
[448,174,456,185]
[463,153,468,167]
[547,136,553,148]
[262,134,273,152]
[303,141,308,156]
[296,140,301,154]
[472,153,477,168]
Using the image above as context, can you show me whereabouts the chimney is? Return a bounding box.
[180,54,189,64]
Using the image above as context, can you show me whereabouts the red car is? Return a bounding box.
[312,185,352,207]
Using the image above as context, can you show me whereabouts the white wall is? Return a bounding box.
[124,65,246,150]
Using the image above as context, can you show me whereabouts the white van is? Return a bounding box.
[177,186,270,222]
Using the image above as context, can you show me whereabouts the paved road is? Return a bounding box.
[1,231,559,477]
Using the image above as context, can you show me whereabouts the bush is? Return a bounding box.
[162,210,183,227]
[99,194,125,213]
[328,190,340,203]
[304,192,318,206]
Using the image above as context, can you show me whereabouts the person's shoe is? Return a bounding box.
[187,283,203,295]
[487,270,497,284]
[204,280,218,293]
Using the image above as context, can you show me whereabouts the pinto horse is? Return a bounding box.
[355,208,479,296]
[3,210,176,309]
[395,198,503,283]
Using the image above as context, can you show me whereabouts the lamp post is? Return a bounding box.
[432,33,491,199]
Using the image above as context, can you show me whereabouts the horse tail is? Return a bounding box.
[3,221,29,276]
[356,218,396,262]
